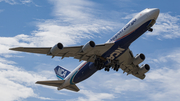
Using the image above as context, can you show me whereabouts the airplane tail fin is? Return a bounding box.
[54,65,71,80]
[36,65,80,92]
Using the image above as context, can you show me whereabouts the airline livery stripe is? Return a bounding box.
[70,71,78,84]
[115,29,137,42]
[78,62,87,71]
[56,74,64,80]
[69,62,87,84]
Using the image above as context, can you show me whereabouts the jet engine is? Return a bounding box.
[133,53,145,65]
[81,41,95,53]
[138,64,150,74]
[49,43,63,55]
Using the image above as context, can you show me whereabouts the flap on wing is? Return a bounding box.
[36,80,65,87]
[133,73,146,80]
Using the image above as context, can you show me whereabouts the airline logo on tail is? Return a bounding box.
[54,66,71,80]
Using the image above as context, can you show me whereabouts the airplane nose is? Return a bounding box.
[148,8,160,20]
[152,8,160,15]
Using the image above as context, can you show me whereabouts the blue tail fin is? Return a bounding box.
[54,66,71,80]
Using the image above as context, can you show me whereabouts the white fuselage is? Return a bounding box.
[59,8,160,89]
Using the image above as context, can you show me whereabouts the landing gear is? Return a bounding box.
[148,27,153,32]
[114,64,120,72]
[94,57,120,72]
[94,58,105,70]
[104,66,110,72]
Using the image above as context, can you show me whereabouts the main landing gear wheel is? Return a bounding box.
[114,64,120,72]
[94,58,105,70]
[105,66,110,72]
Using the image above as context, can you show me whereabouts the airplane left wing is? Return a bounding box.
[36,80,65,87]
[9,41,114,62]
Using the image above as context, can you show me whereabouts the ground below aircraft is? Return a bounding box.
[10,8,160,92]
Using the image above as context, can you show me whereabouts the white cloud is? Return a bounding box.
[0,57,54,101]
[49,0,95,23]
[146,13,180,39]
[0,20,114,55]
[0,0,120,100]
[146,67,180,101]
[0,9,4,13]
[73,90,115,101]
[0,0,17,5]
[0,0,32,5]
[20,0,31,4]
[0,1,175,100]
[0,77,35,101]
[75,48,180,101]
[122,13,138,20]
[0,0,117,56]
[0,57,16,64]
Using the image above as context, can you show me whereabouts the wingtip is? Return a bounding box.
[9,47,22,51]
[9,47,18,50]
[35,81,41,84]
[35,81,43,85]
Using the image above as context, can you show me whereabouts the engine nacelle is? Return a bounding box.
[133,53,145,65]
[138,64,150,74]
[50,43,63,55]
[81,41,95,53]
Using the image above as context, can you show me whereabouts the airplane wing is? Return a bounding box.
[36,80,65,87]
[9,42,114,62]
[114,48,150,80]
[36,80,80,92]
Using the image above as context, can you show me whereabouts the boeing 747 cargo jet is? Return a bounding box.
[10,8,160,92]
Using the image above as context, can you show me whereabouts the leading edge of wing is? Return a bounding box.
[9,43,114,57]
[36,80,65,87]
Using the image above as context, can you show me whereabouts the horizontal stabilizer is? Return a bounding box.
[36,80,80,92]
[36,80,65,87]
[65,84,80,92]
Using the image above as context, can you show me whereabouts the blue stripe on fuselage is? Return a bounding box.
[102,20,152,60]
[72,20,152,84]
[73,62,97,83]
[56,74,64,80]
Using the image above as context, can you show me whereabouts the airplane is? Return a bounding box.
[9,8,160,92]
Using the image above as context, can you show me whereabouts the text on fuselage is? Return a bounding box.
[109,19,136,42]
[107,47,125,60]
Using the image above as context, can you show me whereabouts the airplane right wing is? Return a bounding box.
[114,48,150,80]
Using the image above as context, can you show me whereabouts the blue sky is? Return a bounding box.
[1,0,180,101]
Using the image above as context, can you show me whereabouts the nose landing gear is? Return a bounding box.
[148,27,153,32]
